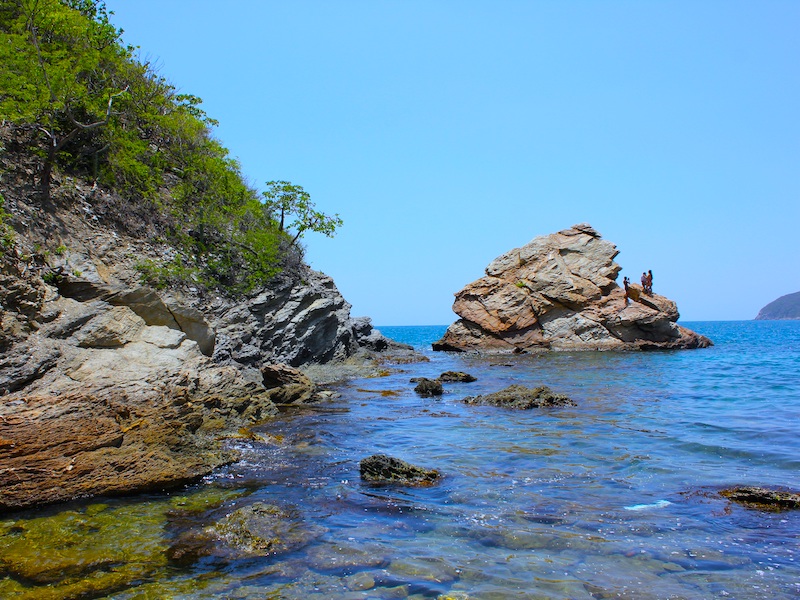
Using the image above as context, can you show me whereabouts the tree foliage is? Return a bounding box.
[0,0,342,294]
[262,181,343,246]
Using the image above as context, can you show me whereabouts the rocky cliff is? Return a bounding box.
[433,224,711,352]
[0,148,408,511]
[755,291,800,320]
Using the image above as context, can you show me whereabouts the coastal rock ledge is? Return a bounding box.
[433,224,712,352]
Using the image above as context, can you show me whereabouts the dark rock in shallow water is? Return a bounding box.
[414,377,443,397]
[360,454,440,486]
[439,371,477,383]
[719,486,800,512]
[463,384,575,409]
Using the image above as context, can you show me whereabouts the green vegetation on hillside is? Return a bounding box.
[0,0,341,293]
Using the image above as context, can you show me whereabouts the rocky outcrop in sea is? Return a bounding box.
[433,224,712,352]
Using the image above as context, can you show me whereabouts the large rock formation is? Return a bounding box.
[755,291,800,320]
[0,146,411,510]
[433,224,711,352]
[0,238,409,510]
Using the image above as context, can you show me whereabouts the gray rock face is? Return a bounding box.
[57,278,216,356]
[433,224,712,352]
[211,268,385,367]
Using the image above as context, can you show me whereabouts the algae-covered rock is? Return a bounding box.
[360,454,440,486]
[720,486,800,512]
[463,384,575,409]
[210,502,325,558]
[0,486,245,599]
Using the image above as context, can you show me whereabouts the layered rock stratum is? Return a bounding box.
[433,224,711,352]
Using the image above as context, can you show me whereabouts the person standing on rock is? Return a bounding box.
[647,270,653,294]
[623,277,631,304]
[641,272,649,294]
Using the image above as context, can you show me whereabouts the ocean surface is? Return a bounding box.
[2,321,799,599]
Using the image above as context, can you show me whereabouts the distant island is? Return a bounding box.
[755,291,800,320]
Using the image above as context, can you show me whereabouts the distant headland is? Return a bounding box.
[755,291,800,320]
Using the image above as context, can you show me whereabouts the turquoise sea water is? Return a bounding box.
[2,321,799,599]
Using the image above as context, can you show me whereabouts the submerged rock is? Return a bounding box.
[463,384,575,409]
[360,454,440,486]
[433,224,712,353]
[210,502,324,557]
[0,487,236,598]
[719,486,800,512]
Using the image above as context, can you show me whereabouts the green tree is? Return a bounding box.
[0,0,129,200]
[261,180,343,246]
[1,1,339,295]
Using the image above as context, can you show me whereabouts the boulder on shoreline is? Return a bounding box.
[463,385,575,409]
[433,224,712,353]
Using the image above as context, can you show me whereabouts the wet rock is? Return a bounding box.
[260,363,316,404]
[211,502,324,557]
[719,486,800,511]
[439,371,477,382]
[345,571,376,591]
[414,378,444,397]
[0,497,169,596]
[463,384,575,409]
[387,556,459,584]
[305,542,387,572]
[360,454,440,486]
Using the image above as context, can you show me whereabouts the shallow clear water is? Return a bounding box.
[2,321,799,599]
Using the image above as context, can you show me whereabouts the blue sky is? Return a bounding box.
[106,1,799,325]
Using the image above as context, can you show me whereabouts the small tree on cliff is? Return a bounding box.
[261,181,343,246]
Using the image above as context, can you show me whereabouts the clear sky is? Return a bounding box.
[106,1,799,325]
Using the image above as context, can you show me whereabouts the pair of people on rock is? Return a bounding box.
[641,270,653,295]
[623,269,653,304]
